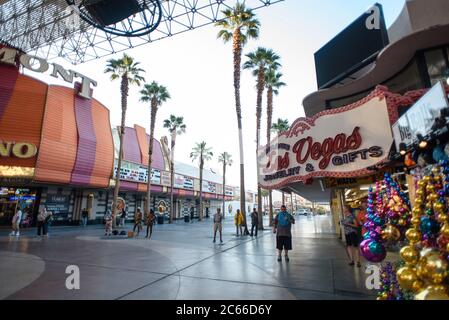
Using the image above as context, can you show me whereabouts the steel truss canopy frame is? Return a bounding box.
[0,0,283,65]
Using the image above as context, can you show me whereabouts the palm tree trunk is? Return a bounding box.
[266,87,274,226]
[111,75,128,227]
[256,66,265,231]
[199,159,204,221]
[282,191,285,205]
[222,162,226,220]
[146,99,157,216]
[169,131,176,223]
[232,28,248,234]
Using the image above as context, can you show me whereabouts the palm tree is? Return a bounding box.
[271,118,290,207]
[243,47,280,231]
[265,68,286,226]
[218,152,233,220]
[140,81,170,218]
[163,115,186,223]
[215,1,260,234]
[105,54,145,226]
[190,142,213,221]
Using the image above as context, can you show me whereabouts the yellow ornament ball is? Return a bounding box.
[406,228,422,243]
[382,224,401,242]
[418,180,426,188]
[441,223,449,239]
[400,246,420,265]
[412,207,422,216]
[416,189,425,198]
[428,193,439,202]
[412,280,425,293]
[397,266,419,291]
[426,184,435,193]
[415,285,449,300]
[416,249,448,285]
[433,202,445,213]
[438,214,449,224]
[423,176,432,183]
[431,167,441,174]
[411,216,421,226]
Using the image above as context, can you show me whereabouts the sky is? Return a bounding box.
[25,0,406,200]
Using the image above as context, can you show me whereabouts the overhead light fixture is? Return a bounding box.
[399,142,407,156]
[417,133,428,149]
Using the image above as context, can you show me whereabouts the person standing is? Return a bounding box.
[37,206,49,236]
[133,207,143,237]
[213,208,223,243]
[273,205,295,262]
[104,210,113,236]
[145,209,156,239]
[341,205,362,267]
[190,206,194,223]
[81,208,88,227]
[250,208,258,237]
[234,209,244,237]
[120,208,127,227]
[10,207,23,237]
[44,209,53,236]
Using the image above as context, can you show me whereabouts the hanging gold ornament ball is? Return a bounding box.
[414,198,423,207]
[418,180,427,188]
[446,242,449,253]
[428,193,439,202]
[412,280,425,293]
[406,228,422,243]
[434,174,442,181]
[400,246,420,265]
[397,266,419,291]
[412,206,422,216]
[434,202,445,213]
[423,176,432,183]
[377,292,388,300]
[416,189,425,197]
[415,285,449,300]
[398,218,407,226]
[426,184,435,193]
[441,223,449,239]
[431,167,441,174]
[416,248,448,285]
[382,224,401,242]
[438,214,449,224]
[411,216,421,226]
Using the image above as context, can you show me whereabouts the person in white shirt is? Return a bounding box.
[10,207,23,237]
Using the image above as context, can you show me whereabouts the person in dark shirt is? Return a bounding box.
[250,208,258,237]
[273,205,295,262]
[341,205,362,267]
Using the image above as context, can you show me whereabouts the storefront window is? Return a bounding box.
[383,58,424,94]
[0,187,37,226]
[425,48,449,86]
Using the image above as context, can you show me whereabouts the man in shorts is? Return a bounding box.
[273,205,295,262]
[341,205,362,267]
[213,208,223,243]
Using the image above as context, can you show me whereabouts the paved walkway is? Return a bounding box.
[0,214,376,300]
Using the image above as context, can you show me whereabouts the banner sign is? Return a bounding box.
[113,160,160,184]
[45,194,70,216]
[258,96,393,189]
[225,186,234,197]
[161,171,171,187]
[392,81,449,150]
[174,174,194,190]
[202,181,217,194]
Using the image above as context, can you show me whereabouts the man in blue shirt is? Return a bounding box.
[273,205,295,262]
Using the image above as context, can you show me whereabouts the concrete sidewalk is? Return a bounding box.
[0,215,376,300]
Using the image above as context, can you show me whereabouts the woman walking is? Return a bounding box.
[145,209,156,238]
[104,210,113,236]
[10,206,23,237]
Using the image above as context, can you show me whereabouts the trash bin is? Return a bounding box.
[184,214,190,223]
[157,215,164,225]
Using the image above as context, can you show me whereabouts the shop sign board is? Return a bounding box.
[0,141,38,159]
[0,47,97,99]
[323,170,392,189]
[113,160,160,184]
[174,174,194,190]
[225,186,234,197]
[392,81,449,150]
[161,171,171,187]
[45,194,70,217]
[202,181,217,194]
[258,96,393,189]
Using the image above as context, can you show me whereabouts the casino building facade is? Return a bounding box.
[0,45,238,226]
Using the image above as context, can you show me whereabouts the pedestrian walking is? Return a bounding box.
[81,208,88,227]
[120,208,127,227]
[234,209,244,236]
[104,210,113,236]
[250,208,258,237]
[133,207,143,236]
[213,208,223,243]
[145,209,156,238]
[341,205,362,267]
[273,205,295,262]
[10,206,23,237]
[190,207,194,223]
